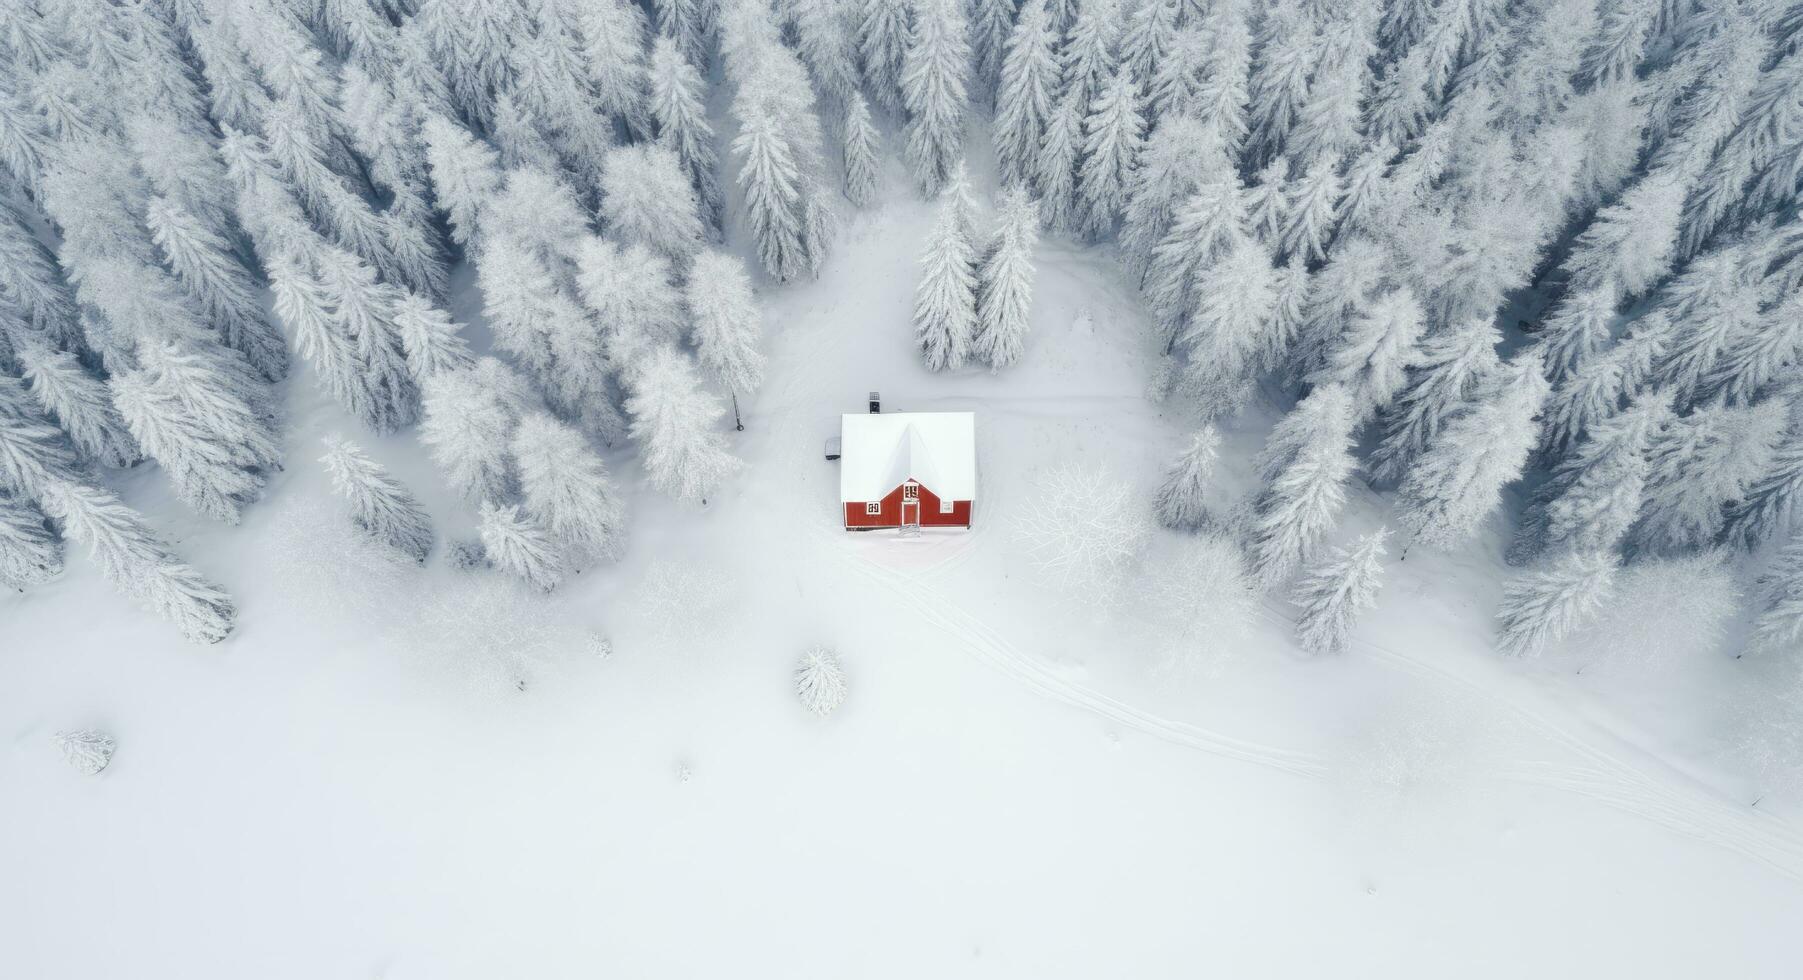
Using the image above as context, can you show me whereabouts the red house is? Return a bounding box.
[839,411,975,531]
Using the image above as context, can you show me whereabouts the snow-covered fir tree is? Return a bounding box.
[1176,240,1276,419]
[974,185,1040,370]
[1496,550,1618,657]
[914,171,980,372]
[901,0,973,195]
[1396,352,1552,553]
[1076,63,1145,239]
[478,500,566,593]
[0,492,61,591]
[319,435,434,563]
[513,413,627,567]
[1370,318,1502,483]
[13,340,138,469]
[1291,528,1389,657]
[600,144,706,263]
[1309,287,1425,418]
[859,0,912,112]
[1749,529,1803,656]
[648,36,724,230]
[624,346,742,504]
[688,251,766,430]
[392,293,475,381]
[1247,384,1358,588]
[420,358,531,503]
[994,0,1060,186]
[1153,425,1221,531]
[841,92,882,208]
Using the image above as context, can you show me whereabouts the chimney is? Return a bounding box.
[868,391,881,414]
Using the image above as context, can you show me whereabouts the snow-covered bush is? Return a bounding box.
[633,559,732,645]
[391,573,586,693]
[1291,529,1389,657]
[319,435,434,563]
[1014,464,1152,605]
[795,645,848,717]
[1561,554,1738,674]
[55,730,116,775]
[1142,534,1257,679]
[267,498,414,620]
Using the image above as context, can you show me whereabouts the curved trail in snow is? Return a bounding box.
[833,526,1803,879]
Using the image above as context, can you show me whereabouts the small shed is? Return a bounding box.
[839,412,975,531]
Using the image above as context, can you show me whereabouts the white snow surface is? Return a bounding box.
[5,164,1803,978]
[838,410,976,502]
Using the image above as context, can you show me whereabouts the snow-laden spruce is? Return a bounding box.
[841,93,882,209]
[420,358,536,503]
[0,492,60,591]
[1247,384,1358,589]
[1153,425,1221,531]
[14,339,139,469]
[795,645,848,717]
[600,144,705,264]
[994,0,1058,186]
[1497,551,1619,658]
[319,436,434,564]
[625,347,742,504]
[974,185,1040,371]
[648,36,723,230]
[392,293,475,381]
[1077,64,1146,239]
[1397,352,1551,554]
[513,413,627,568]
[687,251,766,430]
[1370,318,1502,483]
[1750,529,1803,655]
[914,168,980,372]
[1291,528,1389,657]
[478,500,565,593]
[900,0,972,196]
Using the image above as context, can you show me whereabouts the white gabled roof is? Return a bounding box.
[839,412,976,503]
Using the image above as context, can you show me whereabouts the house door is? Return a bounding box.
[900,482,919,528]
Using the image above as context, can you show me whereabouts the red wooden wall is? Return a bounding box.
[843,482,972,529]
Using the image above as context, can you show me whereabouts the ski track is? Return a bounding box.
[828,524,1803,880]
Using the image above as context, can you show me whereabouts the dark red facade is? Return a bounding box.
[843,481,973,530]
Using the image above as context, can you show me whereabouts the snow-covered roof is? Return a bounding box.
[839,412,976,503]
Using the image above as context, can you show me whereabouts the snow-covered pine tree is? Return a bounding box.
[786,0,863,110]
[1560,167,1688,300]
[109,342,281,525]
[579,0,654,139]
[648,37,725,231]
[1538,314,1671,458]
[732,113,810,282]
[1247,384,1358,588]
[37,478,235,644]
[0,492,60,591]
[1540,393,1670,558]
[145,195,288,382]
[1635,397,1788,555]
[0,377,81,503]
[1389,346,1544,553]
[688,250,766,430]
[1749,528,1803,655]
[653,0,710,68]
[974,185,1040,370]
[313,248,420,434]
[1309,287,1425,418]
[1076,63,1145,240]
[420,358,533,502]
[1245,0,1314,167]
[1153,424,1220,531]
[1369,318,1501,483]
[1035,92,1086,235]
[1279,153,1342,263]
[859,0,912,111]
[1177,239,1276,418]
[600,143,706,263]
[1652,242,1765,407]
[421,114,502,247]
[842,92,882,207]
[970,0,1019,102]
[1496,550,1618,657]
[1119,116,1226,284]
[624,346,743,504]
[392,292,476,381]
[0,199,79,348]
[572,239,685,382]
[1291,527,1388,656]
[319,435,434,563]
[1243,156,1292,250]
[901,0,972,196]
[993,0,1059,186]
[478,500,565,592]
[513,412,627,566]
[914,176,980,371]
[1536,285,1619,387]
[1723,414,1803,549]
[13,340,138,469]
[1144,180,1249,347]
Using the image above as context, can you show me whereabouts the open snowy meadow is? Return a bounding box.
[7,0,1803,976]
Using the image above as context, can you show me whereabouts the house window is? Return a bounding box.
[865,502,881,515]
[940,497,954,514]
[903,484,918,500]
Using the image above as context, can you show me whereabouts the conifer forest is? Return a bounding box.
[4,1,1803,976]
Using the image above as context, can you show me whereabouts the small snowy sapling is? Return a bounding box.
[1291,528,1389,657]
[55,730,116,775]
[796,645,848,717]
[319,435,434,563]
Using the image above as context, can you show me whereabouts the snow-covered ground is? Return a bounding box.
[5,179,1803,978]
